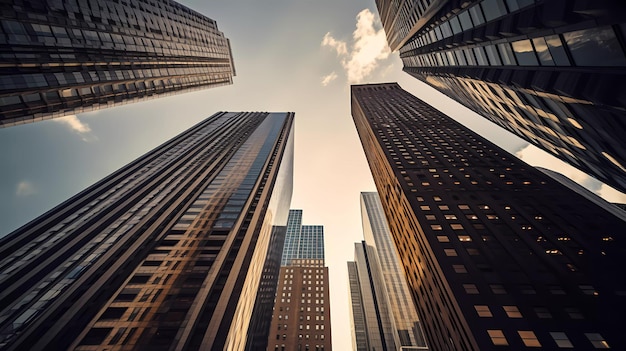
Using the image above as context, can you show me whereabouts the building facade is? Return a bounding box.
[267,210,332,351]
[359,192,428,350]
[0,111,294,351]
[376,0,626,193]
[352,83,626,350]
[348,242,397,351]
[0,0,235,127]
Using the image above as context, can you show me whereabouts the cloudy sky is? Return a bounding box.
[1,1,625,349]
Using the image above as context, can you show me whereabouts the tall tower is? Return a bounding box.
[352,83,626,351]
[267,210,332,351]
[0,111,294,351]
[0,0,235,127]
[359,192,428,350]
[376,0,626,193]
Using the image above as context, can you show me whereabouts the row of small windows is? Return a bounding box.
[487,329,609,348]
[403,26,626,68]
[402,0,536,53]
[461,283,597,297]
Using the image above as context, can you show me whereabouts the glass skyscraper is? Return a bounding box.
[281,209,325,266]
[348,192,428,351]
[352,82,626,351]
[0,111,293,351]
[0,0,235,127]
[375,0,626,193]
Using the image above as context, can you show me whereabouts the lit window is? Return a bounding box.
[585,333,610,349]
[503,306,522,318]
[518,331,541,347]
[444,249,458,257]
[431,224,443,231]
[475,305,492,317]
[437,235,450,243]
[458,235,472,242]
[487,330,508,346]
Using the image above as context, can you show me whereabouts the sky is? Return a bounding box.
[1,1,626,350]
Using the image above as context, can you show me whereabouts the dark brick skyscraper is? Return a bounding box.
[375,0,626,193]
[352,82,626,351]
[0,0,235,127]
[0,111,293,351]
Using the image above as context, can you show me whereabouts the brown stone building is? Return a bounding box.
[266,210,332,351]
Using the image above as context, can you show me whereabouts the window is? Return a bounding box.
[451,224,464,230]
[550,332,574,348]
[431,224,443,231]
[518,331,541,347]
[487,330,508,346]
[503,306,522,318]
[463,284,479,294]
[585,333,610,349]
[444,248,458,256]
[498,43,516,65]
[540,34,570,66]
[534,307,552,319]
[512,40,538,65]
[490,284,506,294]
[453,264,467,273]
[475,305,492,317]
[563,26,626,66]
[437,235,450,243]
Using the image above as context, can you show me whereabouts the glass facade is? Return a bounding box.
[0,111,294,351]
[281,210,325,266]
[0,0,235,127]
[377,0,626,193]
[360,192,428,350]
[351,83,626,351]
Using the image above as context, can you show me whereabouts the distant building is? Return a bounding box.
[352,82,626,351]
[0,0,235,127]
[267,210,332,351]
[347,192,428,350]
[0,111,293,351]
[376,0,626,193]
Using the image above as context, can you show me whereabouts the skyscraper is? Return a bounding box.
[348,193,429,351]
[356,192,428,350]
[0,111,294,351]
[0,0,235,127]
[375,0,626,193]
[352,83,626,350]
[267,210,332,351]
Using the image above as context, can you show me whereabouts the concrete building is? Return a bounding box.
[267,210,332,351]
[352,82,626,350]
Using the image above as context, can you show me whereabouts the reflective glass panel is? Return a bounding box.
[545,35,570,66]
[563,26,626,66]
[532,37,555,66]
[512,39,538,65]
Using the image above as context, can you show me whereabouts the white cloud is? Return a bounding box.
[53,114,97,141]
[321,72,338,86]
[321,32,347,56]
[321,9,391,83]
[16,181,36,197]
